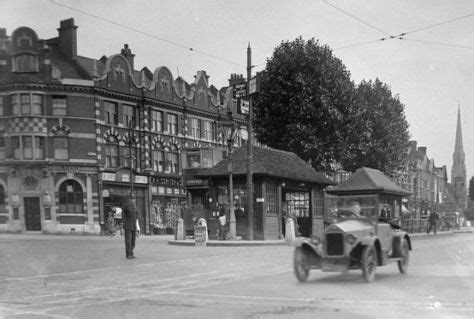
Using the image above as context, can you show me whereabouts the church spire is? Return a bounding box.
[451,104,467,210]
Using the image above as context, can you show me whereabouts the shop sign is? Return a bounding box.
[121,174,130,182]
[102,173,116,181]
[173,188,180,195]
[256,198,265,202]
[166,188,173,195]
[135,175,148,184]
[102,189,110,197]
[158,187,165,195]
[151,186,158,195]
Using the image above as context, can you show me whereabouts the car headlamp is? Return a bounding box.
[346,234,357,245]
[310,235,321,245]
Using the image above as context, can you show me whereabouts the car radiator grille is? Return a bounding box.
[326,233,344,256]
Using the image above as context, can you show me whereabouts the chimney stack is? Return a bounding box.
[121,44,135,70]
[57,18,77,60]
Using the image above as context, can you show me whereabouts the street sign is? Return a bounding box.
[239,100,249,115]
[233,83,247,99]
[249,77,258,95]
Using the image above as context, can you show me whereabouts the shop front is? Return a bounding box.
[150,175,186,235]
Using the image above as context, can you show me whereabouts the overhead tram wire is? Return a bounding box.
[322,0,392,37]
[398,12,474,37]
[49,0,245,68]
[400,38,474,51]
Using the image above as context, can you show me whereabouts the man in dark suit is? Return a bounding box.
[122,195,138,259]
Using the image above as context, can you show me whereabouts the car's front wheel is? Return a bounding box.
[294,247,310,282]
[361,245,377,283]
[397,239,410,273]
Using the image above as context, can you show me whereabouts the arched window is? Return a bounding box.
[58,180,84,215]
[152,142,165,172]
[105,136,119,168]
[166,144,180,174]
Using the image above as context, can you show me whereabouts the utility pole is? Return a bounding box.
[247,43,254,240]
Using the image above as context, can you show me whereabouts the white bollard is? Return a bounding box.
[285,217,296,242]
[175,218,185,240]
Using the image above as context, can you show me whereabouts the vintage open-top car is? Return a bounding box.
[293,193,412,283]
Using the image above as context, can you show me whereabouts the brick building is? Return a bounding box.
[0,18,246,234]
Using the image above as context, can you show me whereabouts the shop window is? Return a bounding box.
[191,118,201,138]
[286,192,310,218]
[105,136,119,168]
[58,180,84,215]
[13,54,38,72]
[54,137,69,160]
[167,113,177,135]
[52,96,67,116]
[104,101,118,125]
[123,104,135,127]
[166,144,179,174]
[10,93,43,115]
[151,110,163,132]
[152,142,165,172]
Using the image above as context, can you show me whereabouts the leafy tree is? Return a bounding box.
[253,37,360,172]
[253,37,410,174]
[344,79,410,174]
[469,176,474,201]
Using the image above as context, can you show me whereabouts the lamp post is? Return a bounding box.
[219,110,240,239]
[128,119,135,197]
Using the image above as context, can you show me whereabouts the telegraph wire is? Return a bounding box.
[322,0,392,37]
[49,0,245,68]
[401,38,474,51]
[399,12,474,37]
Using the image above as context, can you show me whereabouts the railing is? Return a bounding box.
[399,216,457,233]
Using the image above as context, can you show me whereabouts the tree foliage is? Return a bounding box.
[254,37,359,172]
[344,79,410,174]
[469,176,474,201]
[254,37,410,174]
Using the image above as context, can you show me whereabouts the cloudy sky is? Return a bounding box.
[2,0,474,181]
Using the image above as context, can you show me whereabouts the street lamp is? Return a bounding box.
[219,110,240,239]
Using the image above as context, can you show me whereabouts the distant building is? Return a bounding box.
[0,18,247,235]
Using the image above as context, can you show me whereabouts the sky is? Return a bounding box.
[2,0,474,181]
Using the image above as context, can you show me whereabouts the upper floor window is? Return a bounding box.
[13,54,38,73]
[11,135,44,160]
[0,96,3,116]
[52,96,67,116]
[166,144,180,174]
[151,110,163,132]
[0,135,4,161]
[11,93,43,115]
[123,104,135,127]
[104,101,118,125]
[54,137,69,160]
[167,113,178,135]
[203,120,212,140]
[191,118,201,139]
[152,142,165,172]
[105,136,119,168]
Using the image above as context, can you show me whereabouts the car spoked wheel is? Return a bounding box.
[294,247,310,282]
[398,239,410,274]
[362,245,377,283]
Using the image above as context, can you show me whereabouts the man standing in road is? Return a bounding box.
[427,210,439,235]
[122,195,139,259]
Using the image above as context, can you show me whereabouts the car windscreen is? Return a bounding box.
[326,195,378,219]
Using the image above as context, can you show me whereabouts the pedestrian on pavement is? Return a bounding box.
[106,210,116,237]
[427,211,439,235]
[122,195,139,259]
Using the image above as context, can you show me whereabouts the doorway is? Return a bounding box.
[24,197,41,231]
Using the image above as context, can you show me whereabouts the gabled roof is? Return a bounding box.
[197,146,335,186]
[326,167,411,196]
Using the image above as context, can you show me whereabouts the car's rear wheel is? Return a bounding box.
[361,245,377,283]
[397,239,410,273]
[294,247,310,282]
